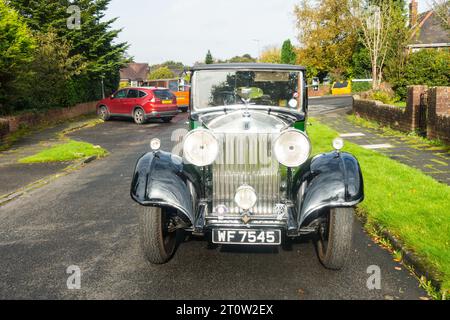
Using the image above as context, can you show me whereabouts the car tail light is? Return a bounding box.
[151,97,162,104]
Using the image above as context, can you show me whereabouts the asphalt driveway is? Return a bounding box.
[0,104,427,300]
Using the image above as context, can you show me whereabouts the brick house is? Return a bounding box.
[119,63,150,88]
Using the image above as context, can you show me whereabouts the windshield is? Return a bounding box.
[192,70,304,111]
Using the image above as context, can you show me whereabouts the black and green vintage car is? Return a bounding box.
[131,63,364,269]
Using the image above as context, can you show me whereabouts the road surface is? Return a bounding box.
[0,98,426,299]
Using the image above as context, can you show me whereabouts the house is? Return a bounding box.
[119,63,150,88]
[408,0,450,52]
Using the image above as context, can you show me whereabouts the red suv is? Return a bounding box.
[97,87,179,124]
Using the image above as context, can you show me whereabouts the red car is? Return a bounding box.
[97,87,179,124]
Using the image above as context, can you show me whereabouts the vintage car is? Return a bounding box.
[131,63,364,269]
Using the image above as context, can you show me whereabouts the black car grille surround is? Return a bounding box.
[211,133,281,216]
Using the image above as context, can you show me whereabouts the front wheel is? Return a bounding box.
[139,206,178,264]
[98,105,110,121]
[316,207,354,270]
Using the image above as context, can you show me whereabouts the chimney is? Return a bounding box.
[409,0,418,27]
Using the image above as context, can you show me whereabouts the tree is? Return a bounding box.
[9,0,129,102]
[429,0,450,30]
[280,39,296,64]
[18,31,86,110]
[6,0,68,32]
[294,0,358,79]
[383,0,411,94]
[351,43,372,78]
[151,61,187,71]
[205,50,214,64]
[0,0,35,114]
[351,1,402,89]
[259,46,281,64]
[227,54,257,63]
[148,67,175,80]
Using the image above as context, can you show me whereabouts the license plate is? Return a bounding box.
[162,100,172,104]
[212,229,281,245]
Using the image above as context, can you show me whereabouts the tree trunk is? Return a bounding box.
[372,62,378,90]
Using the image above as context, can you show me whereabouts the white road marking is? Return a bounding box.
[340,133,366,137]
[361,144,393,149]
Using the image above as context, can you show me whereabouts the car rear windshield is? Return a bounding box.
[153,90,175,100]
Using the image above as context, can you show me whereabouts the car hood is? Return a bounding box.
[193,107,305,134]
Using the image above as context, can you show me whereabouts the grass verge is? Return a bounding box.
[0,114,101,152]
[309,118,450,298]
[19,140,107,163]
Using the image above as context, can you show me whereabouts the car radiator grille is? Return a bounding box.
[212,133,281,216]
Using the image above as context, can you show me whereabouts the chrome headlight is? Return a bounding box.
[273,129,311,167]
[182,128,219,166]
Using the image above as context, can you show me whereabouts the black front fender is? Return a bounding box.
[130,151,201,225]
[293,151,364,227]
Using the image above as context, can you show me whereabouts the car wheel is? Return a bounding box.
[133,108,146,124]
[139,206,178,264]
[99,106,110,121]
[162,117,173,123]
[316,207,354,270]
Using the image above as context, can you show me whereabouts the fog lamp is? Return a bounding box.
[234,186,257,211]
[333,138,344,151]
[150,138,161,151]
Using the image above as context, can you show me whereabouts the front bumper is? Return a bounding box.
[191,205,312,237]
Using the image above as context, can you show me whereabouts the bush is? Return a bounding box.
[352,81,371,93]
[361,85,399,105]
[391,49,450,101]
[370,91,394,104]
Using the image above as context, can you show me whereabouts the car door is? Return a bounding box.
[109,89,128,114]
[125,89,140,115]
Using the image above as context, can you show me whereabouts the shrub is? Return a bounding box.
[370,91,394,104]
[390,49,450,101]
[352,81,371,93]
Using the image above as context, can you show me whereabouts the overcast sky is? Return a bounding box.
[104,0,432,66]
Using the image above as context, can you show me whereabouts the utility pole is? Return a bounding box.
[101,75,105,99]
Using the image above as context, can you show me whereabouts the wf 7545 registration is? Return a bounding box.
[212,229,281,245]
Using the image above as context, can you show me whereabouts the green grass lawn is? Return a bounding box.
[19,140,107,163]
[308,118,450,295]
